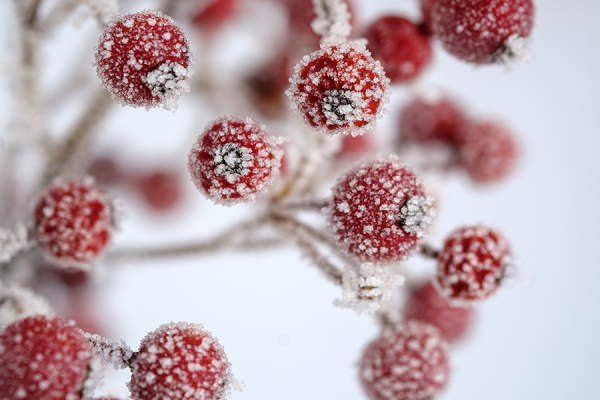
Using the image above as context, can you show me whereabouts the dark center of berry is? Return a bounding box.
[398,195,435,237]
[145,61,188,96]
[213,143,253,183]
[322,90,360,124]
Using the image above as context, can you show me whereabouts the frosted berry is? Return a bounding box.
[404,281,474,343]
[364,16,432,83]
[329,156,434,263]
[435,225,511,305]
[128,322,230,400]
[94,10,194,111]
[188,116,284,205]
[137,170,182,211]
[359,321,450,400]
[286,41,391,136]
[0,315,93,400]
[399,95,467,146]
[460,120,518,184]
[431,0,535,64]
[192,0,238,32]
[34,179,113,269]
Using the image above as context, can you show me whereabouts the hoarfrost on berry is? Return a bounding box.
[286,40,391,136]
[94,10,194,111]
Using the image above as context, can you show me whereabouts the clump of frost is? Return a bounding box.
[334,264,405,314]
[311,0,351,42]
[0,283,53,328]
[0,223,31,263]
[73,0,119,27]
[144,61,191,112]
[81,355,104,399]
[399,195,436,237]
[494,34,533,65]
[84,333,134,369]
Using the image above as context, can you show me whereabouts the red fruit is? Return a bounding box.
[460,120,518,184]
[404,281,474,343]
[431,0,535,64]
[192,0,238,32]
[95,10,194,111]
[287,41,391,136]
[0,315,93,400]
[399,95,467,146]
[128,322,230,400]
[34,179,113,269]
[188,116,284,205]
[359,321,450,400]
[435,225,511,305]
[363,16,433,83]
[329,156,434,263]
[137,170,182,211]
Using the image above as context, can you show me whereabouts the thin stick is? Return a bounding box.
[419,243,440,259]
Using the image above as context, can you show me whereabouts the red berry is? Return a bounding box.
[0,315,93,400]
[128,322,230,400]
[359,321,450,400]
[329,156,434,263]
[192,0,238,32]
[363,16,433,83]
[188,116,284,205]
[430,0,535,64]
[34,179,113,269]
[137,170,182,211]
[398,95,467,146]
[435,225,511,305]
[94,10,194,111]
[459,120,518,184]
[286,41,391,136]
[404,281,474,343]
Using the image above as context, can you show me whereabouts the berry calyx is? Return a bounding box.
[34,178,113,269]
[188,116,284,206]
[435,225,512,306]
[430,0,535,64]
[329,156,434,263]
[0,315,93,400]
[94,10,194,111]
[363,15,433,83]
[286,40,391,136]
[128,322,230,400]
[399,95,467,147]
[404,281,474,343]
[359,320,450,400]
[459,120,519,184]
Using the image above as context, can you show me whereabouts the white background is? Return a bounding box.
[1,1,599,399]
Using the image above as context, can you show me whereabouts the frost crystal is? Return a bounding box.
[84,333,134,370]
[311,0,352,41]
[0,283,53,329]
[334,264,404,314]
[399,195,436,237]
[144,61,191,112]
[0,223,30,263]
[214,143,254,183]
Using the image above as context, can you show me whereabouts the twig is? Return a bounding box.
[418,243,439,259]
[274,198,330,213]
[84,333,135,369]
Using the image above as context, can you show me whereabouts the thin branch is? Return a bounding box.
[418,243,440,259]
[84,333,135,369]
[43,89,113,184]
[274,198,330,213]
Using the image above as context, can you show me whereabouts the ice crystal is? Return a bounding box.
[399,195,436,238]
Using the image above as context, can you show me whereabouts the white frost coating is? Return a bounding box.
[0,223,31,263]
[494,34,533,65]
[0,283,53,329]
[311,0,351,42]
[334,264,404,314]
[84,333,134,369]
[143,61,192,112]
[83,0,119,26]
[399,195,436,238]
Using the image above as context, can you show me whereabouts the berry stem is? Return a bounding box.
[419,243,440,259]
[84,332,135,369]
[274,198,331,213]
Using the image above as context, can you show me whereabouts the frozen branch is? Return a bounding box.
[84,333,135,369]
[0,224,34,264]
[311,0,352,43]
[0,282,53,329]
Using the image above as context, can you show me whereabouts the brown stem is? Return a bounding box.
[419,243,439,259]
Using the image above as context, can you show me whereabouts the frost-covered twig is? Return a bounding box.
[0,224,34,265]
[43,89,113,184]
[274,198,330,213]
[311,0,352,43]
[84,332,135,369]
[418,242,440,259]
[0,282,53,329]
[107,216,281,262]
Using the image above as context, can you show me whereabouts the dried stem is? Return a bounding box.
[419,243,440,259]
